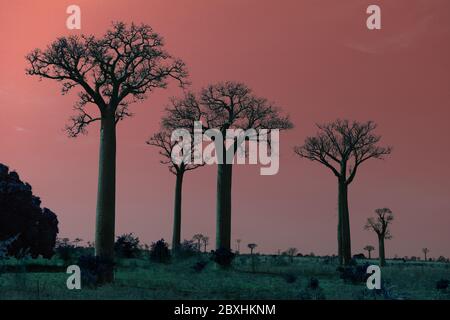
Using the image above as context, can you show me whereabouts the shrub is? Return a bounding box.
[150,239,171,263]
[299,277,325,300]
[436,279,449,291]
[192,260,208,273]
[212,248,235,268]
[338,263,370,284]
[114,233,140,259]
[77,254,115,287]
[55,238,76,266]
[307,277,320,290]
[282,273,297,284]
[176,240,198,259]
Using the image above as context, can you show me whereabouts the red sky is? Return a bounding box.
[1,0,449,258]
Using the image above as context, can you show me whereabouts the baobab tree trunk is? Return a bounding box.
[172,172,184,252]
[338,180,352,265]
[216,163,233,250]
[95,112,117,283]
[378,236,386,267]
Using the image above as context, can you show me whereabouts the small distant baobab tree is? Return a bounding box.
[248,243,258,272]
[163,83,293,251]
[236,239,242,253]
[202,236,209,253]
[193,234,204,252]
[295,120,391,266]
[26,22,187,282]
[365,208,394,267]
[147,126,201,252]
[422,248,430,261]
[285,248,298,263]
[363,245,375,259]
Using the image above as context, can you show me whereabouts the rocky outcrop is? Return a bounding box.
[0,163,59,258]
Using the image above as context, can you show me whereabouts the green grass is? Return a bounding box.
[0,255,449,300]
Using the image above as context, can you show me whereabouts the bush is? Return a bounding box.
[338,263,370,284]
[114,233,140,259]
[150,239,171,263]
[282,273,297,284]
[212,248,235,268]
[436,279,449,291]
[77,254,115,287]
[55,238,76,266]
[192,260,208,273]
[176,240,198,259]
[299,277,325,300]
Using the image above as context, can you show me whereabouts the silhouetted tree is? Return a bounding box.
[363,245,375,259]
[26,22,187,282]
[285,248,298,263]
[147,127,201,252]
[422,248,430,261]
[365,208,394,267]
[295,120,391,265]
[248,243,258,272]
[192,234,204,252]
[202,236,209,253]
[163,83,292,251]
[236,239,242,253]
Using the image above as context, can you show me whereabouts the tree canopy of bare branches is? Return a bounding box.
[365,208,394,266]
[26,22,188,282]
[294,119,392,266]
[162,82,292,251]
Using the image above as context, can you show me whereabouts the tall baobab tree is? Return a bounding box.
[202,236,209,253]
[192,234,204,252]
[147,127,201,252]
[422,248,430,261]
[25,22,187,282]
[295,120,391,265]
[163,82,292,251]
[365,208,394,267]
[363,245,375,259]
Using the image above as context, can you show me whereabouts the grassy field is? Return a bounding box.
[0,254,449,300]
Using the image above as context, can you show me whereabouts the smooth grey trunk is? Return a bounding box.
[338,179,352,265]
[216,163,233,250]
[95,112,116,282]
[172,172,184,252]
[378,236,386,266]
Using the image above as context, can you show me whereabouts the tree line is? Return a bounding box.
[26,22,393,283]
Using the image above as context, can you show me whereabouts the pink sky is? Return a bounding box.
[1,0,449,258]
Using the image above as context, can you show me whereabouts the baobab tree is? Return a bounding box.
[365,208,394,267]
[192,234,204,252]
[285,248,298,263]
[363,245,375,259]
[163,82,293,251]
[236,239,242,253]
[295,120,391,265]
[26,22,187,282]
[147,126,201,252]
[202,236,209,253]
[422,248,430,261]
[248,243,258,272]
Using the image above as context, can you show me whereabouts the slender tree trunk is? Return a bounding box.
[172,172,184,253]
[378,236,386,267]
[338,180,352,265]
[368,251,372,259]
[216,163,233,250]
[95,112,116,283]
